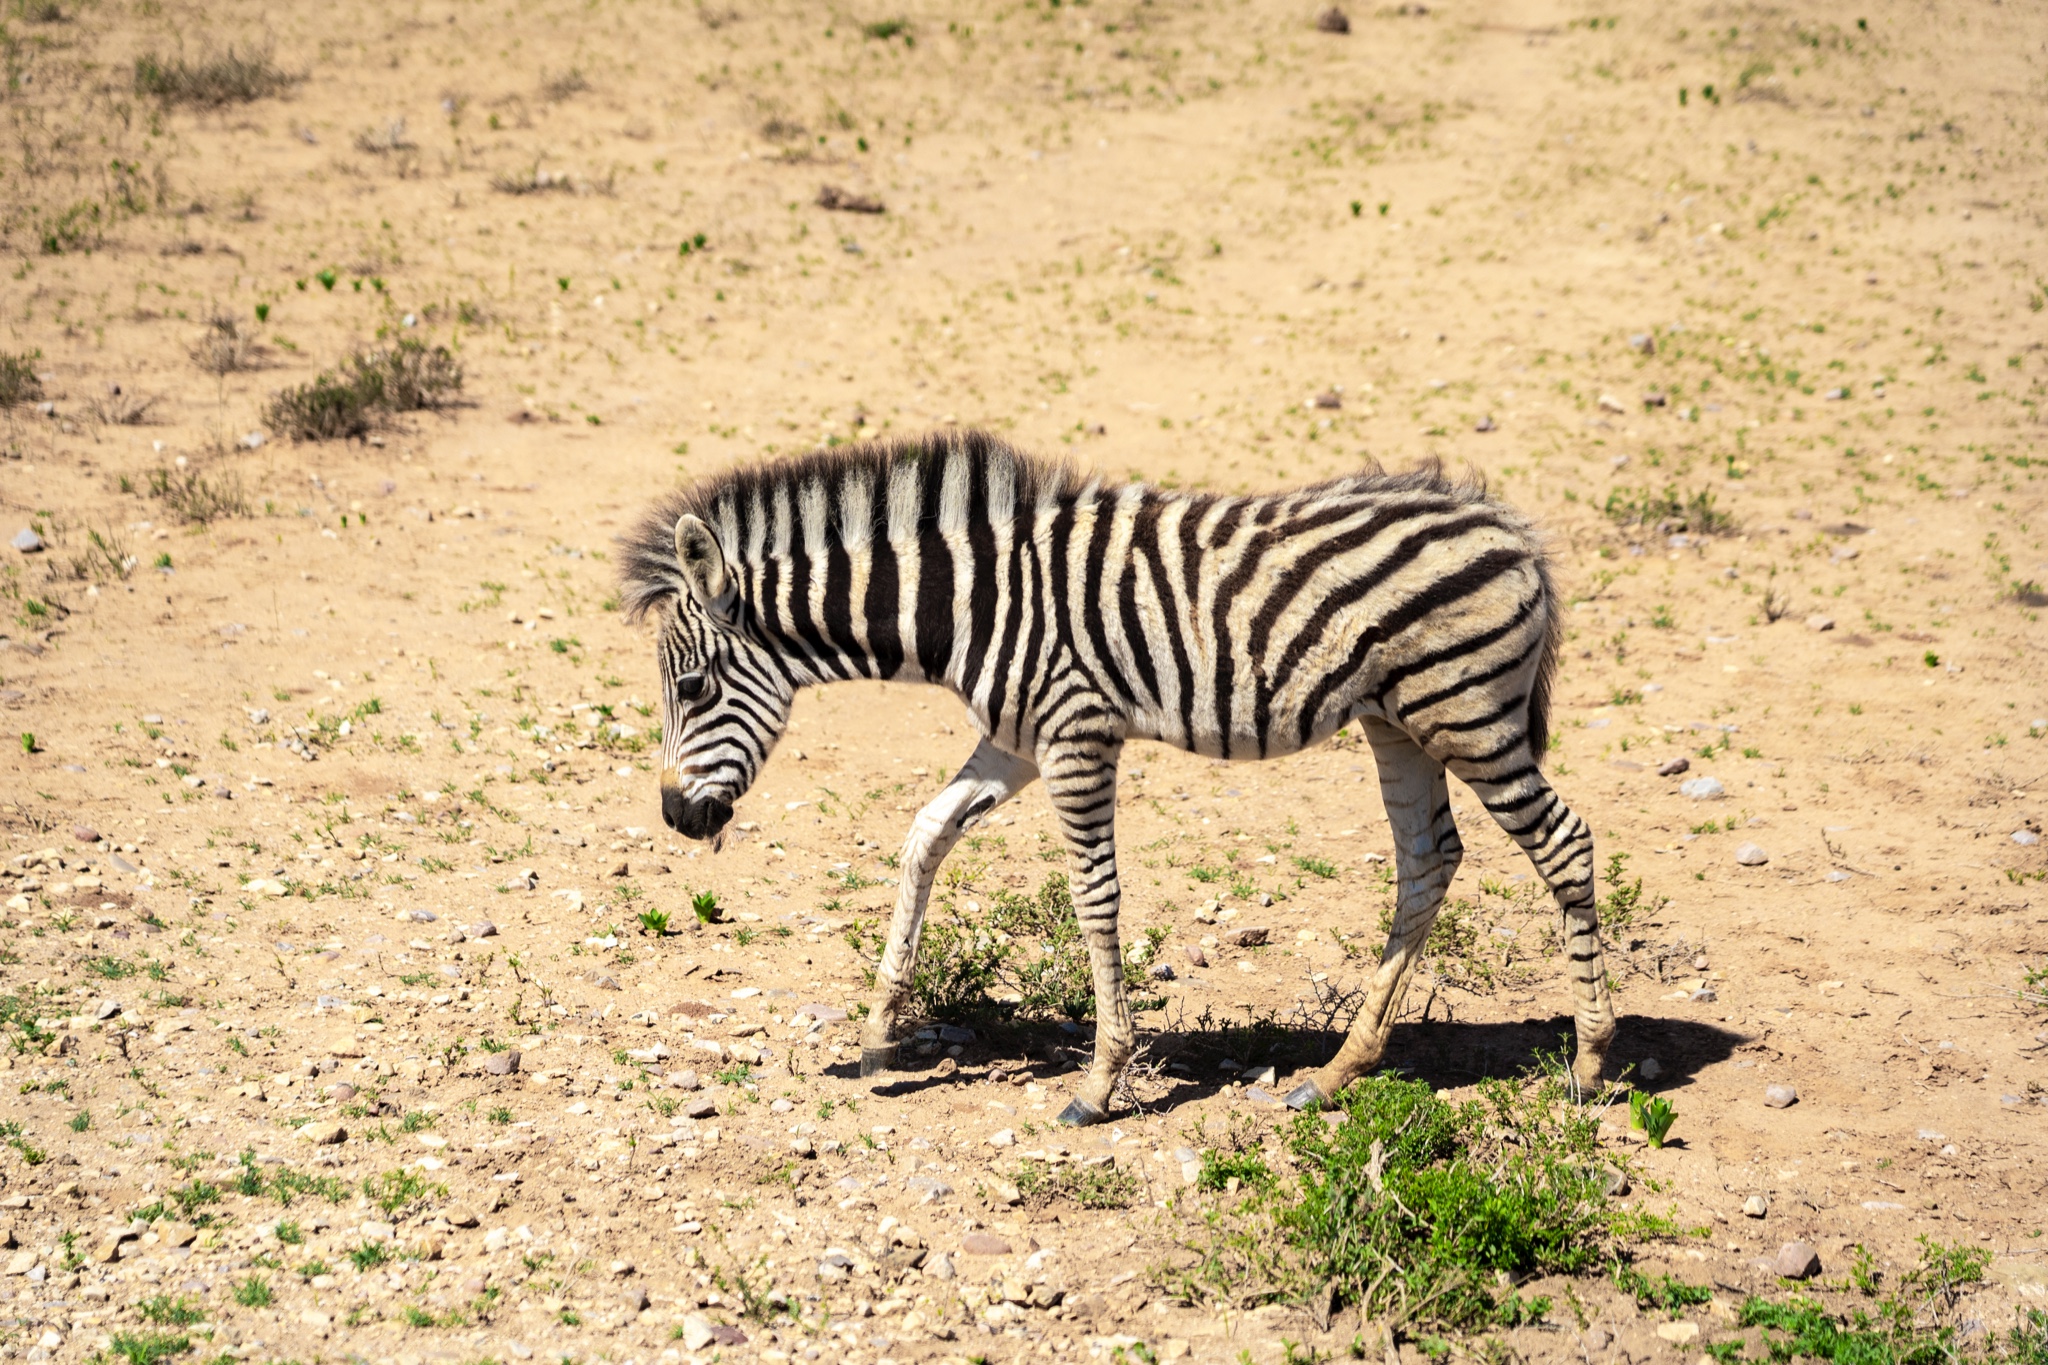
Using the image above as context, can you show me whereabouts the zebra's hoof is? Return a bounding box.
[1055,1096,1107,1127]
[858,1046,899,1078]
[1284,1080,1326,1112]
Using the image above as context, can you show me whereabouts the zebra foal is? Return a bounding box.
[621,431,1615,1124]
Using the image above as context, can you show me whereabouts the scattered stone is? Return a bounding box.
[1224,925,1270,947]
[295,1120,347,1145]
[1806,614,1836,632]
[469,920,500,938]
[1628,332,1656,356]
[1638,1058,1664,1081]
[683,1098,717,1120]
[1314,7,1349,34]
[1692,954,1710,971]
[1655,1323,1699,1344]
[622,1284,650,1312]
[1656,756,1690,777]
[1774,1242,1822,1279]
[2014,830,2042,847]
[1764,1084,1798,1109]
[961,1232,1012,1256]
[482,1227,512,1253]
[71,824,100,843]
[926,1251,956,1280]
[1597,393,1628,414]
[444,1204,480,1228]
[793,1003,848,1025]
[1474,415,1497,433]
[1184,944,1208,969]
[1148,961,1176,981]
[1584,1328,1611,1352]
[1743,1195,1770,1218]
[667,1070,701,1090]
[12,529,43,554]
[1679,776,1725,801]
[484,1050,521,1076]
[1734,842,1769,866]
[680,1315,718,1351]
[1242,1065,1277,1086]
[987,1128,1015,1148]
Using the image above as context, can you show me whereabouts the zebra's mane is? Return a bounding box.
[618,428,1497,622]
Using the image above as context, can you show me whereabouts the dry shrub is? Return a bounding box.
[148,465,248,525]
[263,340,462,442]
[134,49,300,108]
[0,353,43,409]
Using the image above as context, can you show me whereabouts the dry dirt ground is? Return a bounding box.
[1,0,2046,1363]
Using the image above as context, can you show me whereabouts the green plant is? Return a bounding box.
[138,1294,205,1327]
[488,1106,513,1125]
[1612,1265,1712,1316]
[1603,484,1733,535]
[637,907,670,935]
[1169,1070,1665,1330]
[148,464,249,525]
[69,1110,92,1132]
[275,1220,304,1245]
[101,1331,192,1365]
[1011,1158,1143,1210]
[1198,1149,1277,1192]
[348,1241,393,1271]
[1639,1096,1676,1148]
[690,890,723,924]
[232,1276,273,1308]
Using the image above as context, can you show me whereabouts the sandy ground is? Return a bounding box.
[1,0,2045,1362]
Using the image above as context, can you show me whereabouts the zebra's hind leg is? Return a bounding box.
[857,740,1038,1076]
[1286,719,1462,1111]
[1039,732,1128,1127]
[1453,759,1615,1091]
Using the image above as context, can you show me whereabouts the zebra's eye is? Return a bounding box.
[676,671,707,701]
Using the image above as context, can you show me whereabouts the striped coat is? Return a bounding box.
[622,430,1614,1123]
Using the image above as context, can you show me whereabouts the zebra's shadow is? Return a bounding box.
[842,1012,1745,1111]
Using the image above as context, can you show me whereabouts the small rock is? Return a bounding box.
[484,1050,521,1076]
[1734,842,1769,866]
[1184,944,1208,969]
[72,824,101,843]
[1654,1323,1699,1344]
[1679,776,1725,801]
[961,1232,1012,1256]
[469,921,500,938]
[925,1251,955,1280]
[1314,6,1349,33]
[680,1315,717,1351]
[1628,332,1656,356]
[2014,830,2041,847]
[1474,415,1497,433]
[793,1003,848,1025]
[444,1204,480,1229]
[1806,614,1836,632]
[1656,756,1690,777]
[482,1227,511,1253]
[683,1098,717,1120]
[1743,1195,1769,1218]
[12,529,44,554]
[295,1120,347,1146]
[1584,1328,1611,1352]
[1148,961,1176,982]
[1691,954,1710,971]
[1638,1058,1664,1081]
[667,1070,701,1090]
[1224,926,1270,948]
[987,1128,1015,1148]
[622,1284,650,1312]
[1763,1084,1798,1109]
[1774,1241,1821,1279]
[1241,1065,1277,1087]
[1598,393,1628,414]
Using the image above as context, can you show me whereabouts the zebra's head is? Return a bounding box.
[652,513,791,842]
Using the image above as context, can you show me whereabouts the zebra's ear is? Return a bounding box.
[672,514,732,615]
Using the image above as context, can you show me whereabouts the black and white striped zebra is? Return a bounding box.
[621,430,1615,1124]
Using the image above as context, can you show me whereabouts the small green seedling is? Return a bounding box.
[19,732,34,754]
[1641,1096,1677,1148]
[691,890,723,924]
[637,907,670,936]
[1628,1089,1649,1130]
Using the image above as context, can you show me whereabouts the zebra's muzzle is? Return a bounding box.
[663,786,733,841]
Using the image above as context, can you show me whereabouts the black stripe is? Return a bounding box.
[914,455,954,681]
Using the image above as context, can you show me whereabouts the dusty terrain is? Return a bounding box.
[1,0,2045,1363]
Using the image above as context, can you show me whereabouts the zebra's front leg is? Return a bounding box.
[1286,720,1462,1110]
[858,739,1038,1076]
[1040,733,1129,1127]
